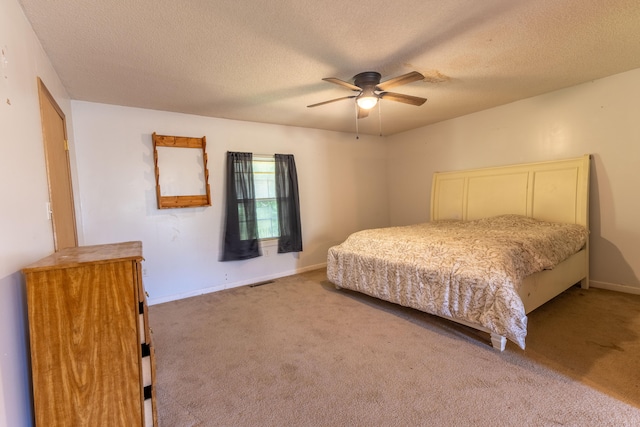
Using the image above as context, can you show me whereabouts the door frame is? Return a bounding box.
[37,78,78,250]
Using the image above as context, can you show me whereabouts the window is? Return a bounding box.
[222,152,302,261]
[252,156,279,239]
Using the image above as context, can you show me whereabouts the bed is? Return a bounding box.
[327,155,591,350]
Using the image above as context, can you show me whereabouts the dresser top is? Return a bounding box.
[22,241,143,273]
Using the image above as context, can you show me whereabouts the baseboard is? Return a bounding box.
[148,262,327,305]
[589,280,640,295]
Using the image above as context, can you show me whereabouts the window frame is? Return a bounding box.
[251,155,280,241]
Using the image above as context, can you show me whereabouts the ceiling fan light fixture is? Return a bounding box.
[356,88,378,110]
[356,96,378,110]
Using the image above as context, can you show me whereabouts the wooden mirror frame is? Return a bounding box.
[152,132,211,209]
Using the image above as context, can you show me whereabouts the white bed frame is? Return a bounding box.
[430,154,591,350]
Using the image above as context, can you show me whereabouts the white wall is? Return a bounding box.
[0,0,76,426]
[388,68,640,292]
[71,102,390,303]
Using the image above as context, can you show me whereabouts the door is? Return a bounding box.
[38,78,78,250]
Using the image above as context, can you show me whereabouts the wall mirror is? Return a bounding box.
[152,132,211,209]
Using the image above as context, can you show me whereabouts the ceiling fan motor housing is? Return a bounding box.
[353,71,382,89]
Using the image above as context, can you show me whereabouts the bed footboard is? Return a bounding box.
[519,249,588,314]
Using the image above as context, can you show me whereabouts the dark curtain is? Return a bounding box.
[221,152,261,261]
[274,154,303,253]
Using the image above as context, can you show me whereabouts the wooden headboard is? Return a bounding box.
[431,155,591,227]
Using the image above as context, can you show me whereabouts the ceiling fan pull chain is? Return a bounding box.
[378,100,383,137]
[355,101,360,139]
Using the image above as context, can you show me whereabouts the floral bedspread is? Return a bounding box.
[326,215,588,349]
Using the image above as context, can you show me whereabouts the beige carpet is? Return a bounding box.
[149,269,640,426]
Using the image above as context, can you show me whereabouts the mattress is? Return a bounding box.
[327,214,588,348]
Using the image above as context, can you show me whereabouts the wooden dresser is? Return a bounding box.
[23,241,157,426]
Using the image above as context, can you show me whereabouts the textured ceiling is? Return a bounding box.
[18,0,640,135]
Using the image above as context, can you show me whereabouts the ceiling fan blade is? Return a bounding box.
[379,92,427,106]
[307,95,356,108]
[376,71,424,91]
[323,77,362,91]
[357,107,370,119]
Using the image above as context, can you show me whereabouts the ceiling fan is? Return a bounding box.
[307,71,427,119]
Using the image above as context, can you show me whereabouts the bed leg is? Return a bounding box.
[490,334,506,351]
[580,276,589,289]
